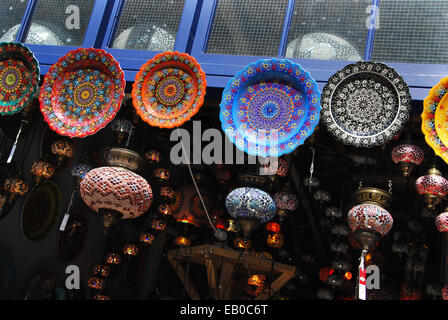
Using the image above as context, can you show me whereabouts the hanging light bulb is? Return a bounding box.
[415,165,448,209]
[391,144,424,177]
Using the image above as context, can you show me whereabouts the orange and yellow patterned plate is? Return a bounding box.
[421,76,448,164]
[131,51,206,129]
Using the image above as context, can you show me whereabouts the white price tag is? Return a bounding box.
[59,214,70,231]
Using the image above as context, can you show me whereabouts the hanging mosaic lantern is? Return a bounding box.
[442,285,448,300]
[93,265,111,277]
[3,176,28,203]
[435,208,448,232]
[174,235,191,247]
[225,187,277,239]
[30,160,55,185]
[158,204,172,216]
[160,186,175,200]
[234,237,252,251]
[80,166,153,231]
[71,163,93,190]
[391,144,424,177]
[51,140,75,165]
[139,233,156,246]
[123,244,139,256]
[105,253,121,265]
[145,150,161,164]
[87,277,104,290]
[415,166,448,209]
[246,274,266,297]
[266,222,281,233]
[348,187,393,251]
[348,185,393,300]
[154,168,170,182]
[110,118,134,144]
[273,192,298,221]
[93,295,110,300]
[266,232,284,249]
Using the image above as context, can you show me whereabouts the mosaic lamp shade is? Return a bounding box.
[71,163,92,189]
[30,160,55,184]
[415,166,448,209]
[274,192,298,219]
[225,187,277,239]
[51,140,75,164]
[347,204,393,251]
[435,209,448,232]
[3,176,28,202]
[110,118,134,144]
[80,166,153,230]
[391,144,424,177]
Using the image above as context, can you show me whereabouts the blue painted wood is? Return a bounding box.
[14,0,38,42]
[277,0,296,58]
[99,0,200,71]
[364,0,379,61]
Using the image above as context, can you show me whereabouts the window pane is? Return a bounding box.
[0,0,29,42]
[372,0,448,64]
[24,0,95,46]
[285,0,369,61]
[110,0,186,51]
[205,0,289,56]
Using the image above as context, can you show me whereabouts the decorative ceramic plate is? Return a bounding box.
[0,42,39,115]
[132,51,206,128]
[39,48,125,138]
[220,58,320,157]
[321,61,411,148]
[423,76,448,164]
[21,180,62,242]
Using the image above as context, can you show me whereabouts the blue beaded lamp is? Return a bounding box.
[71,163,93,190]
[225,187,277,239]
[219,58,320,157]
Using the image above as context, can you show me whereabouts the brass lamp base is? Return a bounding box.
[353,229,380,251]
[422,194,442,210]
[99,208,123,234]
[399,162,416,177]
[238,218,260,240]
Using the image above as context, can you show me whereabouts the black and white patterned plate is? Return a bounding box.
[321,61,411,147]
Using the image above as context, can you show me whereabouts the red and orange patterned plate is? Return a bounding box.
[39,48,125,138]
[131,51,206,128]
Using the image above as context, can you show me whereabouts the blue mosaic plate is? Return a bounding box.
[219,58,320,157]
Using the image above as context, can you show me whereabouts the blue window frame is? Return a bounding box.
[99,0,202,82]
[190,0,448,100]
[13,0,112,76]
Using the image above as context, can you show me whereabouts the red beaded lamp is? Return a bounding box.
[415,165,448,209]
[391,144,424,177]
